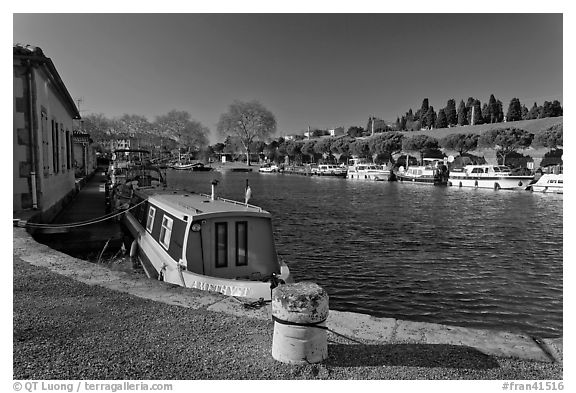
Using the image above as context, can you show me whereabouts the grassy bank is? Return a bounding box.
[401,117,562,139]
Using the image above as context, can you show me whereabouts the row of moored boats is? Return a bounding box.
[261,158,563,193]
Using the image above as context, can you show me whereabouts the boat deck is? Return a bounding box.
[139,189,268,215]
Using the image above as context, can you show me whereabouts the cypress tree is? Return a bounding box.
[541,101,553,118]
[420,98,429,118]
[551,100,563,117]
[481,103,490,124]
[457,100,468,126]
[472,99,483,125]
[426,106,437,129]
[528,102,540,119]
[496,100,504,122]
[445,99,457,126]
[506,98,522,122]
[521,105,529,120]
[488,94,499,123]
[436,108,448,129]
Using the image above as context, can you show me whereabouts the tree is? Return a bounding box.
[399,116,407,131]
[284,140,303,164]
[528,102,540,120]
[330,137,353,163]
[155,110,209,159]
[81,113,113,145]
[495,100,504,122]
[436,109,448,129]
[481,103,490,124]
[419,99,430,120]
[425,106,437,129]
[368,132,404,161]
[402,135,440,164]
[445,99,457,126]
[347,126,364,138]
[439,133,479,156]
[506,98,523,122]
[251,140,267,161]
[301,140,317,163]
[535,124,563,150]
[487,94,501,123]
[478,127,534,165]
[550,100,563,117]
[521,105,529,120]
[457,100,468,126]
[314,137,335,162]
[216,100,276,165]
[349,139,371,160]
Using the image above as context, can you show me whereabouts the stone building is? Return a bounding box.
[13,44,81,221]
[72,130,97,177]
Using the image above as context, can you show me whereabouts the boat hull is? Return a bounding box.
[347,170,389,181]
[448,175,533,190]
[397,174,447,185]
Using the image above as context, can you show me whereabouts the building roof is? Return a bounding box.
[13,44,81,120]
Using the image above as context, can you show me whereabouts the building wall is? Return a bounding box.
[13,63,31,211]
[13,59,76,215]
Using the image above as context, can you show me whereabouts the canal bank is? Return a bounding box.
[13,228,562,380]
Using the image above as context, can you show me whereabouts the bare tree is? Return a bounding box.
[217,101,276,165]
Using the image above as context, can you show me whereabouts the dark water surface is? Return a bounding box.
[168,170,563,338]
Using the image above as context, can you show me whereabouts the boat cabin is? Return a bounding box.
[127,190,282,282]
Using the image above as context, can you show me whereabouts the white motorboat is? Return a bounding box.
[449,164,533,190]
[529,173,563,194]
[347,159,390,181]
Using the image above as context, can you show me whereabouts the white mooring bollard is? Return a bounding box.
[271,282,329,364]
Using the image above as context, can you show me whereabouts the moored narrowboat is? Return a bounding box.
[122,187,291,300]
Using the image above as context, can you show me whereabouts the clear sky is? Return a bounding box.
[13,13,563,143]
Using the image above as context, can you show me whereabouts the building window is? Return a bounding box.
[61,124,66,172]
[215,222,228,268]
[159,215,173,250]
[236,221,248,266]
[41,111,49,177]
[65,130,71,170]
[146,206,156,233]
[52,120,59,173]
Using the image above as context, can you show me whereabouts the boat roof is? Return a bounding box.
[137,189,268,219]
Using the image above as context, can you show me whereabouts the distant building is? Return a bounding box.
[72,130,97,177]
[13,44,81,220]
[108,138,131,151]
[328,127,345,137]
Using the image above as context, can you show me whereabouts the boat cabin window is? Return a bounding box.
[215,222,228,268]
[159,215,173,249]
[236,221,248,266]
[146,207,156,233]
[471,168,484,174]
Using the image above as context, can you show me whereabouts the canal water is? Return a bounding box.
[168,170,563,338]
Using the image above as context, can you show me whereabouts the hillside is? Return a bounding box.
[399,117,563,139]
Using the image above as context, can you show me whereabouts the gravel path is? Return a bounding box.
[13,256,562,380]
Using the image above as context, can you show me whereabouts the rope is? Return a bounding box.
[272,315,328,329]
[19,199,147,229]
